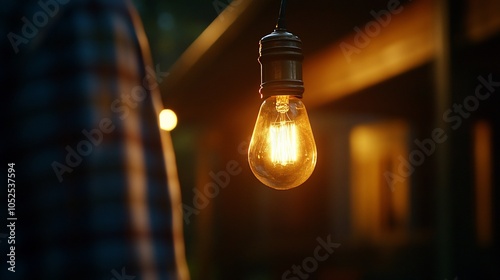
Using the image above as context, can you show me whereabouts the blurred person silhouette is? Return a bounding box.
[1,0,190,279]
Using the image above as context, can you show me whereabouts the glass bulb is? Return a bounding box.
[248,95,317,190]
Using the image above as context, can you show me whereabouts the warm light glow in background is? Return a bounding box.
[159,109,178,131]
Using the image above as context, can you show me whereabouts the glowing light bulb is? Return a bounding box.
[248,7,317,190]
[159,109,177,131]
[248,95,317,190]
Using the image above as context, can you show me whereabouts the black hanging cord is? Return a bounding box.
[275,0,287,30]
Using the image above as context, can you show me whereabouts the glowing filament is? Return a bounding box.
[269,119,298,165]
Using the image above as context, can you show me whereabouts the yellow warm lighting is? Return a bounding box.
[159,109,178,131]
[350,121,410,242]
[269,120,298,165]
[248,95,317,190]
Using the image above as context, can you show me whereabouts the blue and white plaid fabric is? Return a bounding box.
[1,0,189,279]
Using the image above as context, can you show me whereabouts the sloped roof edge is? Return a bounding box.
[164,0,267,92]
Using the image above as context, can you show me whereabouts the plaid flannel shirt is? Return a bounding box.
[1,0,189,279]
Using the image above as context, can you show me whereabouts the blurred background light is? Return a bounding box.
[159,109,178,131]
